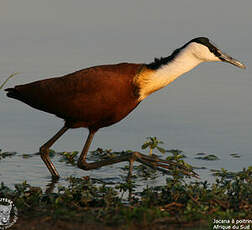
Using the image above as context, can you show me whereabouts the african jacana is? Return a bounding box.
[5,37,245,179]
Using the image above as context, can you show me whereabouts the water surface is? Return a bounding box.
[0,0,252,189]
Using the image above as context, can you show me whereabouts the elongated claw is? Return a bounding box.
[132,152,199,178]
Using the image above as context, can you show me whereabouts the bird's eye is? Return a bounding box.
[210,47,215,53]
[209,47,221,57]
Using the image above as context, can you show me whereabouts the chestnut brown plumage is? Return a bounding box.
[5,37,245,179]
[6,63,191,178]
[7,63,142,130]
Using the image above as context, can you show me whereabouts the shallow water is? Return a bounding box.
[0,145,250,190]
[1,0,252,189]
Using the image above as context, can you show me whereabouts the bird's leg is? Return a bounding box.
[127,158,134,181]
[77,131,198,178]
[40,125,68,179]
[77,129,97,168]
[78,146,138,171]
[45,177,59,194]
[77,129,139,171]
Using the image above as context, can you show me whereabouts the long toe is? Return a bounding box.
[133,152,198,178]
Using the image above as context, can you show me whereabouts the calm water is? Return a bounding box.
[0,0,252,189]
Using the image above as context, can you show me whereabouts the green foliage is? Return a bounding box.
[1,137,251,228]
[59,151,79,165]
[0,167,251,228]
[89,148,133,161]
[195,153,219,161]
[141,137,166,155]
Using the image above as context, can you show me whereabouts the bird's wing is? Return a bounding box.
[6,63,143,121]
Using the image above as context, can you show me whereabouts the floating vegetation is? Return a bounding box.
[0,166,251,230]
[89,148,133,162]
[195,154,220,161]
[196,152,207,156]
[59,151,79,166]
[1,137,251,229]
[167,149,183,155]
[230,153,241,158]
[193,166,208,170]
[0,150,17,160]
[22,153,33,159]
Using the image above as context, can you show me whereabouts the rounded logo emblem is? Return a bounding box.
[0,198,18,229]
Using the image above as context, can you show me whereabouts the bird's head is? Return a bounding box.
[184,37,246,69]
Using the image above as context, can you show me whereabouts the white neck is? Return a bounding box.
[137,44,204,101]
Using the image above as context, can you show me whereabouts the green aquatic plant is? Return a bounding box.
[2,137,250,229]
[141,136,166,155]
[0,167,251,229]
[59,151,79,166]
[195,153,219,161]
[230,153,241,158]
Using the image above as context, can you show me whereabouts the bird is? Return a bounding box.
[5,37,245,179]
